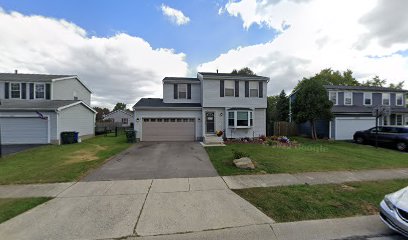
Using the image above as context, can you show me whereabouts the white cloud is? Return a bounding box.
[0,9,189,108]
[161,4,190,26]
[200,0,408,95]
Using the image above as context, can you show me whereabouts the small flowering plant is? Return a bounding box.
[277,136,290,143]
[216,130,224,137]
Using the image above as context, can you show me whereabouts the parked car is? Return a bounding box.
[353,127,408,151]
[380,186,408,237]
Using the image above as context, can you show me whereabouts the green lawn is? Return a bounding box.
[0,197,51,223]
[0,136,131,185]
[234,179,408,222]
[206,138,408,175]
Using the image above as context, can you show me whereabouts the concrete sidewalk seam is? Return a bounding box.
[133,179,153,236]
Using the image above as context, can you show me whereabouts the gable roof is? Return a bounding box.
[324,85,408,93]
[0,73,93,93]
[133,98,201,109]
[0,99,96,113]
[198,72,269,81]
[103,109,133,118]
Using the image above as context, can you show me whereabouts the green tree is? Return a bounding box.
[362,75,386,87]
[93,107,110,121]
[293,68,359,91]
[113,102,127,111]
[292,78,333,140]
[389,81,405,90]
[276,90,289,121]
[231,67,256,76]
[266,95,279,136]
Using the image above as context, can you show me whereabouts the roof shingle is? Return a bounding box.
[133,98,201,109]
[0,73,75,82]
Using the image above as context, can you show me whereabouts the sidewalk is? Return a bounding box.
[2,168,408,199]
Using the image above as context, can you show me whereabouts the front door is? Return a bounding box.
[206,112,215,133]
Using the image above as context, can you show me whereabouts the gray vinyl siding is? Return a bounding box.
[353,92,363,106]
[163,83,201,104]
[201,80,267,108]
[103,111,133,127]
[58,104,95,138]
[332,91,406,107]
[373,93,382,106]
[52,78,91,105]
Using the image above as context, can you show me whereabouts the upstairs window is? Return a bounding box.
[344,92,352,105]
[363,92,372,105]
[382,93,390,105]
[35,83,45,99]
[122,118,128,124]
[178,84,187,99]
[249,81,258,97]
[10,83,21,99]
[224,80,235,97]
[329,91,337,105]
[396,93,404,106]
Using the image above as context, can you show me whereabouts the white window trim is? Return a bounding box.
[363,92,372,106]
[34,83,46,99]
[329,91,338,105]
[224,80,235,97]
[395,93,404,106]
[10,82,22,99]
[249,81,259,98]
[178,84,187,99]
[227,110,253,128]
[396,114,403,126]
[382,93,390,106]
[344,91,353,105]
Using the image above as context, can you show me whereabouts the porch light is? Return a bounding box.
[136,118,140,122]
[220,113,223,117]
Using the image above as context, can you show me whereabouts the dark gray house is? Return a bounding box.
[289,85,408,140]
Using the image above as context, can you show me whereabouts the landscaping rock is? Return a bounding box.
[233,157,255,170]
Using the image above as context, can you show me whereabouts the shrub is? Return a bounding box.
[233,150,250,159]
[266,139,276,146]
[259,135,267,141]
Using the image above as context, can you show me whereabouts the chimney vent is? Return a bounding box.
[14,69,18,74]
[216,69,218,74]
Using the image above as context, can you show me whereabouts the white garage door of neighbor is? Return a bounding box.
[0,117,49,144]
[142,118,195,141]
[335,117,376,140]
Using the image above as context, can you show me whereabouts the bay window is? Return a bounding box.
[396,114,403,126]
[382,93,390,105]
[227,110,253,128]
[224,80,235,97]
[10,83,21,99]
[396,93,404,106]
[35,83,45,99]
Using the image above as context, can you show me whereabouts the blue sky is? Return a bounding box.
[0,0,277,70]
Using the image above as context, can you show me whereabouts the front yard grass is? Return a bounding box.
[0,135,131,184]
[234,179,408,222]
[0,197,51,223]
[206,138,408,175]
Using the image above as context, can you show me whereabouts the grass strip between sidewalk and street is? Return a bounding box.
[0,135,132,185]
[206,137,408,176]
[234,179,408,222]
[0,197,52,224]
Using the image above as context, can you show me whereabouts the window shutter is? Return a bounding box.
[4,82,9,99]
[21,83,26,99]
[29,83,34,99]
[245,81,249,97]
[220,80,224,97]
[235,80,239,97]
[173,84,178,99]
[45,83,51,100]
[259,81,263,98]
[187,84,191,99]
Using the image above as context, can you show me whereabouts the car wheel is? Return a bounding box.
[355,137,365,144]
[396,142,407,151]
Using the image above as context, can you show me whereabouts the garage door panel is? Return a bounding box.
[335,117,375,140]
[0,117,48,144]
[142,119,195,141]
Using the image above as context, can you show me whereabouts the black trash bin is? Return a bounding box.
[61,131,78,144]
[125,130,136,143]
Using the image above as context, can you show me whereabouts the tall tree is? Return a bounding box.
[231,67,256,76]
[266,95,279,135]
[113,102,127,111]
[362,75,386,87]
[276,90,289,121]
[293,68,359,91]
[389,81,405,90]
[93,107,110,121]
[292,78,333,140]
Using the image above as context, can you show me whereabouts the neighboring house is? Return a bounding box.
[289,85,408,140]
[0,72,96,145]
[133,72,269,141]
[103,109,134,127]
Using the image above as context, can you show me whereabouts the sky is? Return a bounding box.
[0,0,407,108]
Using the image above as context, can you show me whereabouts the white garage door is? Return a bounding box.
[0,117,49,144]
[142,118,195,141]
[335,117,376,140]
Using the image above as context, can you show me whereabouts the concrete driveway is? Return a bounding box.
[82,142,218,181]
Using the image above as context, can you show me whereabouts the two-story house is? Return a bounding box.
[0,72,96,145]
[133,72,269,142]
[289,85,408,140]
